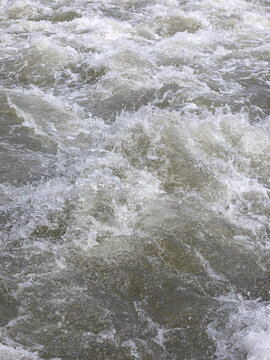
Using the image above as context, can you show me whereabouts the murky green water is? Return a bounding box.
[0,0,270,359]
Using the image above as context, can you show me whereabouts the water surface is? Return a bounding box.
[0,0,270,359]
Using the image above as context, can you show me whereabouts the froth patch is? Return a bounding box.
[208,295,270,360]
[5,0,48,20]
[0,343,39,360]
[239,129,270,155]
[16,36,79,85]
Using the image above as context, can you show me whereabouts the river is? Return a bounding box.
[0,0,270,359]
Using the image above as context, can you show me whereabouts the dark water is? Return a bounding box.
[0,0,270,359]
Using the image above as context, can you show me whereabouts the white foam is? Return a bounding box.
[208,295,270,360]
[0,343,40,360]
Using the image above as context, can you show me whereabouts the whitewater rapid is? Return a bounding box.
[0,0,270,359]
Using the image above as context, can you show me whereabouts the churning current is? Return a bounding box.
[0,0,270,359]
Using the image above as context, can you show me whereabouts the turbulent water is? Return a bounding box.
[0,0,270,359]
